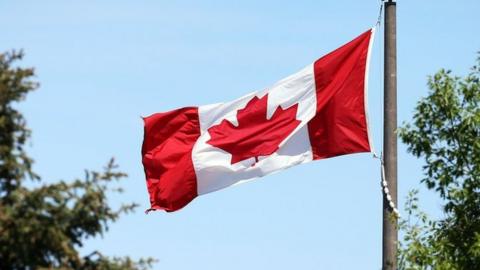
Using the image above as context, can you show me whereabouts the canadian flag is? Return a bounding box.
[142,29,375,212]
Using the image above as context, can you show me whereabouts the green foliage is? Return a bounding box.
[398,191,456,270]
[0,51,39,197]
[0,51,154,269]
[398,53,480,269]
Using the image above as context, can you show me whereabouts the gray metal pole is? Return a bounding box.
[383,1,398,269]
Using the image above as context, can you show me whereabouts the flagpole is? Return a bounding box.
[383,0,398,269]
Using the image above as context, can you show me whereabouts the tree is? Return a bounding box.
[0,51,154,269]
[398,53,480,269]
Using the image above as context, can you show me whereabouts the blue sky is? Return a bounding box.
[1,1,479,269]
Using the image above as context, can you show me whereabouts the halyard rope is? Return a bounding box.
[374,152,400,217]
[376,1,384,27]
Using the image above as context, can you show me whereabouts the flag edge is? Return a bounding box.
[364,27,377,154]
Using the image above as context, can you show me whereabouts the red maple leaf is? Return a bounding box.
[207,94,301,165]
